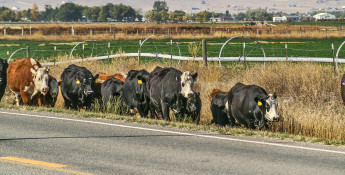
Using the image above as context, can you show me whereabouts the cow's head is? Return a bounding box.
[180,71,198,99]
[49,78,59,98]
[253,95,268,130]
[0,59,8,84]
[265,93,279,122]
[31,67,50,95]
[76,73,99,97]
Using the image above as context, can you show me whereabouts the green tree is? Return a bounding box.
[153,1,168,12]
[83,6,101,21]
[40,5,57,22]
[110,3,136,22]
[55,3,83,22]
[0,9,15,21]
[169,10,185,22]
[30,3,39,21]
[15,10,23,21]
[246,9,273,21]
[196,11,211,22]
[98,7,107,22]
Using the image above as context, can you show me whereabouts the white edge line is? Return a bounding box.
[1,111,345,155]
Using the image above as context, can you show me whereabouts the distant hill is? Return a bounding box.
[2,0,345,14]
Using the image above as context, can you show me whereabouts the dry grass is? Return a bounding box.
[2,56,345,142]
[1,24,345,41]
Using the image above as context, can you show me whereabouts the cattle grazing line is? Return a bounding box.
[1,111,345,156]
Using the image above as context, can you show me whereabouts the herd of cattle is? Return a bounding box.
[0,57,285,129]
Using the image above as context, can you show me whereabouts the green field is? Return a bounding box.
[1,38,345,61]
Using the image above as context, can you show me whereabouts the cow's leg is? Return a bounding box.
[14,94,21,106]
[161,101,170,121]
[20,89,30,105]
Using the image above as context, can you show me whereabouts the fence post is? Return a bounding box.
[202,39,207,67]
[30,26,32,36]
[54,46,56,66]
[285,44,288,61]
[22,28,24,36]
[170,40,172,62]
[81,44,85,63]
[138,40,141,65]
[243,43,246,70]
[3,28,6,36]
[332,43,337,72]
[108,42,110,60]
[27,46,30,58]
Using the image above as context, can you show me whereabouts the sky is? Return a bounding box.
[2,0,345,14]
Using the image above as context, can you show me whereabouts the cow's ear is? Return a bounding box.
[137,75,146,84]
[58,80,62,86]
[94,74,99,80]
[192,73,198,81]
[254,97,264,107]
[45,67,50,73]
[30,68,37,75]
[273,93,277,99]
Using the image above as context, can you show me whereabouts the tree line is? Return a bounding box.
[0,1,308,23]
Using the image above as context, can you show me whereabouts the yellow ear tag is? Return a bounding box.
[76,80,80,84]
[258,101,262,106]
[138,80,143,84]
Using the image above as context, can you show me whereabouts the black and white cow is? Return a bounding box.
[60,64,98,110]
[101,77,124,105]
[0,58,8,102]
[121,69,150,118]
[210,91,231,126]
[228,82,279,130]
[148,66,198,121]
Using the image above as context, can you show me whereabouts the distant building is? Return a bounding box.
[282,15,301,22]
[273,17,283,22]
[313,13,336,20]
[210,17,222,22]
[12,6,20,13]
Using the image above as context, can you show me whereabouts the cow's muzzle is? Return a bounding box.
[51,92,57,98]
[42,87,49,95]
[85,90,94,95]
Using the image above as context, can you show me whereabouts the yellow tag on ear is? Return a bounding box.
[76,80,80,84]
[258,101,262,106]
[138,80,142,84]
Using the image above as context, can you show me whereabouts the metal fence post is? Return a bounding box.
[108,42,110,60]
[54,46,56,66]
[27,46,30,58]
[285,44,288,61]
[332,43,337,72]
[243,43,246,70]
[138,40,141,65]
[202,39,207,67]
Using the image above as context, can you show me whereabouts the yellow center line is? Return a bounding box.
[0,157,94,175]
[0,156,67,168]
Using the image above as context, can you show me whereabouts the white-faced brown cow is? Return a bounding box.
[7,58,50,106]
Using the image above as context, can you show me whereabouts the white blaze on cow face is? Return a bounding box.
[265,93,279,122]
[30,67,50,95]
[49,78,59,98]
[180,71,198,98]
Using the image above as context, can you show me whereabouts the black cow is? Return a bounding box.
[60,64,98,110]
[210,92,231,126]
[185,92,202,124]
[148,66,198,121]
[121,69,150,118]
[101,77,123,105]
[228,82,279,130]
[0,58,8,102]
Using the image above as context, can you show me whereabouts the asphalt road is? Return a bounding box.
[1,109,345,175]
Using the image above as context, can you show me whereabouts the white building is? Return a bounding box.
[313,13,336,20]
[273,17,283,22]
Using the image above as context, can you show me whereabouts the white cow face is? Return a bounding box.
[180,71,198,98]
[31,67,50,95]
[265,93,279,122]
[49,78,59,98]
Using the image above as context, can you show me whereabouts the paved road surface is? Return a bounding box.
[1,109,345,175]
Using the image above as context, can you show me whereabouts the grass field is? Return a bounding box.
[2,38,345,61]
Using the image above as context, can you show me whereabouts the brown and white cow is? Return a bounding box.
[38,75,59,107]
[7,58,50,106]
